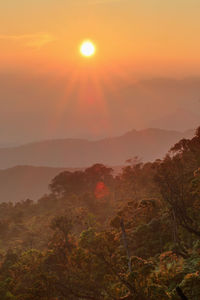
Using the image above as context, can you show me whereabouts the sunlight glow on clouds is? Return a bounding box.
[86,0,122,4]
[0,33,55,49]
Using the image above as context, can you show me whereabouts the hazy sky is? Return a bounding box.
[0,0,200,144]
[1,0,200,72]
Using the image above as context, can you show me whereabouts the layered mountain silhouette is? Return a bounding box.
[0,128,195,169]
[149,108,200,131]
[0,128,195,202]
[1,74,200,142]
[0,166,74,203]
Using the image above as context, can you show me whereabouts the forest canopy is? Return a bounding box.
[0,127,200,299]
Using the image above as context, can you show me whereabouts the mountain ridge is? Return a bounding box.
[0,127,196,203]
[0,128,195,169]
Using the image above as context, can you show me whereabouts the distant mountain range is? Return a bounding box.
[0,128,196,203]
[0,166,73,203]
[1,74,200,142]
[149,108,200,131]
[0,128,195,170]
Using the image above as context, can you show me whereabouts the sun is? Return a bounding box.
[80,40,96,57]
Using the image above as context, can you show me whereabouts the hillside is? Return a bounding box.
[0,128,194,169]
[0,129,200,299]
[0,166,68,203]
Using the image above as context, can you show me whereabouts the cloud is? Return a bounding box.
[90,0,118,3]
[76,0,121,5]
[0,33,55,49]
[90,0,121,3]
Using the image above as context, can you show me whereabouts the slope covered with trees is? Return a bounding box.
[0,128,200,299]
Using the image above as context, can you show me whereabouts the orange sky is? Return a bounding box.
[1,0,200,75]
[0,0,200,144]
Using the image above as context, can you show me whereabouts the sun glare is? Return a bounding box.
[80,40,96,57]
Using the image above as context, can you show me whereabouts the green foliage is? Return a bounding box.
[0,127,200,299]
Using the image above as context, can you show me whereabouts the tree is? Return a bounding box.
[155,127,200,239]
